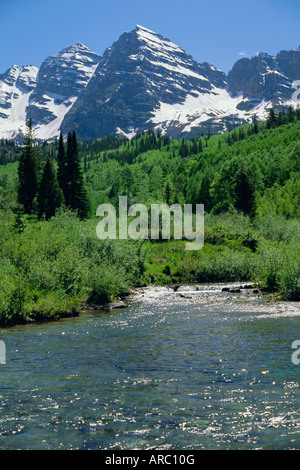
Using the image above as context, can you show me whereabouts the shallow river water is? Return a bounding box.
[0,284,299,450]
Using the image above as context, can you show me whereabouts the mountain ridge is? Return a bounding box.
[0,25,299,141]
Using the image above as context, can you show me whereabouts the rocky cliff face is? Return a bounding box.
[0,27,299,141]
[277,48,300,80]
[227,50,300,110]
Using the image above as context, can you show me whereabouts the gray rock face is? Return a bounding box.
[228,49,300,108]
[61,29,300,140]
[277,48,300,80]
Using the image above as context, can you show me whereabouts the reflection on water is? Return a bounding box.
[0,285,299,450]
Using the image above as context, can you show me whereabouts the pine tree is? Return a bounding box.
[164,180,174,206]
[253,119,259,134]
[17,119,39,214]
[235,165,254,214]
[179,138,189,158]
[238,128,245,141]
[192,138,198,155]
[266,108,277,129]
[288,106,295,123]
[37,153,64,220]
[122,166,133,197]
[65,131,89,218]
[57,131,68,200]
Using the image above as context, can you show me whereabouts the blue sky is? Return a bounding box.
[1,0,300,74]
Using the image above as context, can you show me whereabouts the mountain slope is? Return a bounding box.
[27,43,101,140]
[0,65,38,139]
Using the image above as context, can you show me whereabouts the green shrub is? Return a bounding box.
[278,245,300,300]
[87,263,128,303]
[254,242,300,299]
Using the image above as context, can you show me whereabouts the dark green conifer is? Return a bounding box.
[164,180,174,206]
[37,153,64,220]
[65,131,89,218]
[235,165,254,214]
[266,108,277,129]
[288,106,295,123]
[253,119,259,134]
[17,119,38,214]
[57,131,68,200]
[192,138,198,155]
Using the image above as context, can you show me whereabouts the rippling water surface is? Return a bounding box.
[0,285,299,450]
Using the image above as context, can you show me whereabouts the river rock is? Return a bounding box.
[173,284,183,292]
[105,301,128,310]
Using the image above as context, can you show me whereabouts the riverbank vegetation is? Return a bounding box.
[0,210,145,326]
[0,107,299,326]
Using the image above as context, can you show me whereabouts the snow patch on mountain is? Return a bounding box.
[150,87,274,135]
[116,126,137,139]
[33,95,78,140]
[136,25,185,55]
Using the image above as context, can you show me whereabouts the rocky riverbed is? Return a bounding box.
[127,283,300,318]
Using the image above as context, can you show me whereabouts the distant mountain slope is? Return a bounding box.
[0,26,300,141]
[0,43,101,141]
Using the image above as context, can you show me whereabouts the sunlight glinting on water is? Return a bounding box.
[0,285,299,449]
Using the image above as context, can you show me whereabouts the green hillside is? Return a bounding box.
[81,113,300,219]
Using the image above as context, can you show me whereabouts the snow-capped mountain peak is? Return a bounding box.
[61,25,227,140]
[0,27,299,141]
